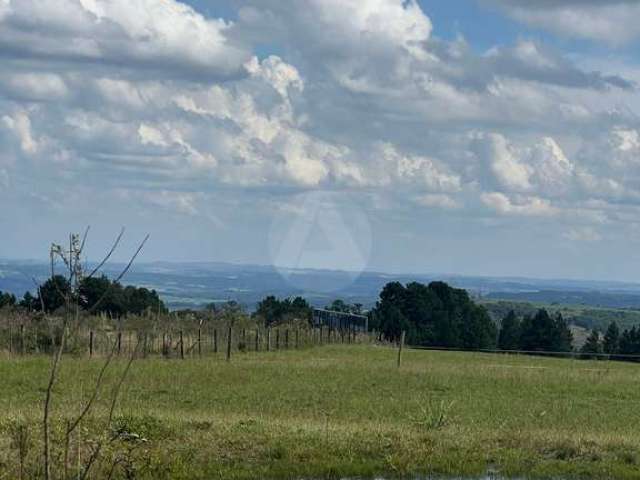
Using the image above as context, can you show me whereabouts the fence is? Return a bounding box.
[0,315,372,359]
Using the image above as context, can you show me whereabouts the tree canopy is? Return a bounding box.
[369,281,497,349]
[254,296,312,326]
[19,274,165,316]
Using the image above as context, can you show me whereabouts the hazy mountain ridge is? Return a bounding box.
[3,259,640,311]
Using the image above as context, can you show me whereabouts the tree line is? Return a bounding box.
[497,309,573,352]
[369,281,498,349]
[0,274,165,316]
[253,295,312,326]
[579,321,640,358]
[368,281,579,353]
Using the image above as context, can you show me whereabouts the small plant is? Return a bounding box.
[7,417,32,480]
[411,398,455,431]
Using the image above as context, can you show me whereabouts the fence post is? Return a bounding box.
[267,328,271,352]
[198,328,202,358]
[319,326,323,346]
[8,323,12,354]
[226,325,232,362]
[213,329,218,353]
[276,329,280,350]
[20,324,25,354]
[397,331,405,368]
[143,333,148,358]
[242,329,246,346]
[89,331,94,358]
[255,329,260,352]
[284,329,289,349]
[117,332,122,356]
[295,329,299,349]
[180,330,185,360]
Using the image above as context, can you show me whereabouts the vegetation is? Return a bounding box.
[483,299,640,333]
[2,346,640,479]
[253,296,312,326]
[15,275,165,316]
[369,281,497,349]
[495,309,573,352]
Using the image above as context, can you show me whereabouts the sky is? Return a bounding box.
[2,0,640,281]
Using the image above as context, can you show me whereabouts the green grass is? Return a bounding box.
[2,346,640,479]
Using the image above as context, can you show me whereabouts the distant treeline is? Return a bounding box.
[579,321,640,358]
[253,296,312,326]
[368,281,576,353]
[0,274,165,316]
[497,309,573,352]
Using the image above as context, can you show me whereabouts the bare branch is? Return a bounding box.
[66,337,118,436]
[86,228,125,279]
[80,341,140,480]
[79,225,90,255]
[87,234,150,315]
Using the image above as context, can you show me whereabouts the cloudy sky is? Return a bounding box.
[2,0,640,281]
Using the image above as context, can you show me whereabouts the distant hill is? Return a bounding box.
[4,259,640,312]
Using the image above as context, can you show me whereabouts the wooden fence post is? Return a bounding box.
[20,324,25,354]
[295,329,299,349]
[180,330,185,360]
[319,326,323,346]
[267,328,271,352]
[213,329,218,353]
[198,328,202,358]
[89,331,94,358]
[285,330,289,349]
[397,331,405,368]
[276,329,280,350]
[117,332,122,355]
[226,326,232,362]
[255,329,260,352]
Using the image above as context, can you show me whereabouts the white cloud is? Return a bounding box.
[2,0,640,271]
[0,0,250,79]
[489,0,640,46]
[416,193,460,209]
[2,111,38,154]
[481,192,558,217]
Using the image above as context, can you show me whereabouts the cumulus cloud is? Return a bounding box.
[2,0,640,272]
[0,0,250,79]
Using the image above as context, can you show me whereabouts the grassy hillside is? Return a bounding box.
[2,346,640,479]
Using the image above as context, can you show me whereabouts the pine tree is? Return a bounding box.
[498,310,520,350]
[580,329,602,358]
[553,312,574,352]
[603,321,620,354]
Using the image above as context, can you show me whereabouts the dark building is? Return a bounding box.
[312,308,368,333]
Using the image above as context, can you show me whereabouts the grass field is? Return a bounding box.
[2,345,640,479]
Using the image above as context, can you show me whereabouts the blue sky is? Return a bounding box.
[2,0,640,281]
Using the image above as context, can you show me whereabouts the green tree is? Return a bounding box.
[371,281,496,349]
[36,275,71,313]
[19,291,37,310]
[0,291,16,308]
[580,329,602,358]
[603,321,620,354]
[498,310,520,350]
[519,309,572,352]
[553,313,574,352]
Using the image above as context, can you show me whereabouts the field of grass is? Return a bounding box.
[2,345,640,479]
